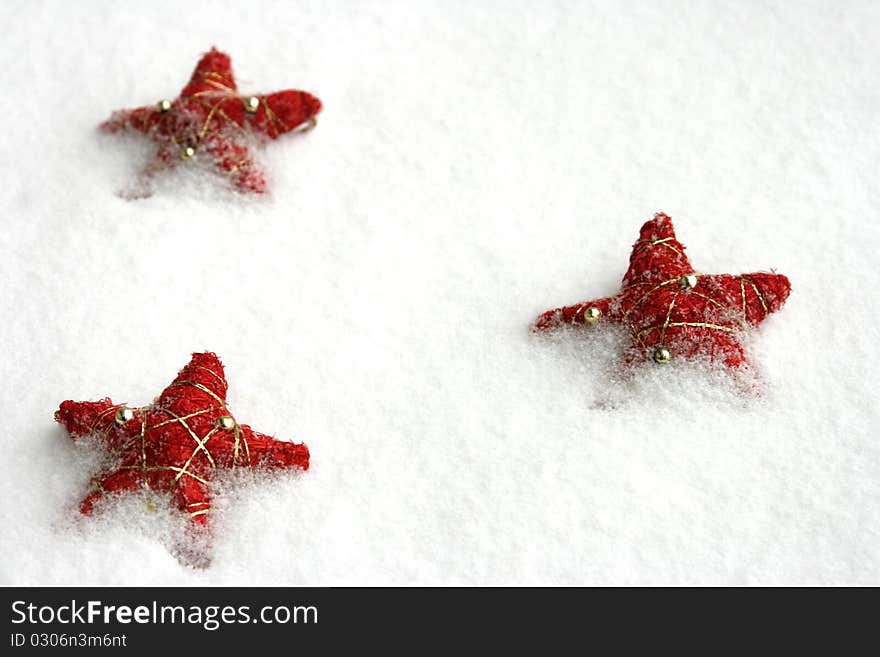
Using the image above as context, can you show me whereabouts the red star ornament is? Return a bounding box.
[55,352,309,543]
[101,47,322,196]
[534,213,791,368]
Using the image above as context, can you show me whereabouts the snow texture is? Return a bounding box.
[1,0,878,585]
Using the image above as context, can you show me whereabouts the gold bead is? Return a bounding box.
[583,306,602,324]
[53,410,61,421]
[652,346,672,364]
[217,415,236,431]
[157,99,172,113]
[245,96,260,113]
[114,407,134,425]
[180,146,196,160]
[145,499,157,512]
[678,273,698,290]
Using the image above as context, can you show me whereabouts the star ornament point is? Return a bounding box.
[534,213,791,369]
[55,352,309,560]
[101,47,322,196]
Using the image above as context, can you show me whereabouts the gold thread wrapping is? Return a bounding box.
[746,278,769,313]
[232,423,241,468]
[139,412,150,491]
[199,77,233,92]
[687,290,726,309]
[636,321,736,339]
[622,278,678,321]
[659,292,679,343]
[192,365,226,386]
[262,97,289,135]
[88,405,119,434]
[155,406,217,467]
[242,430,252,465]
[197,99,227,142]
[119,465,210,486]
[632,237,685,260]
[172,427,219,486]
[170,380,225,406]
[147,406,221,431]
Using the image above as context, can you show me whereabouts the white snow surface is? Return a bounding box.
[1,0,878,585]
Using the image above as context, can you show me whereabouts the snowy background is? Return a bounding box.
[1,0,878,585]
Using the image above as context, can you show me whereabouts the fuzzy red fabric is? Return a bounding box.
[56,352,309,542]
[101,47,322,195]
[534,213,791,368]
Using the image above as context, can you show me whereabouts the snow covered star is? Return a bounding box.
[534,213,791,368]
[101,47,322,196]
[55,352,309,561]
